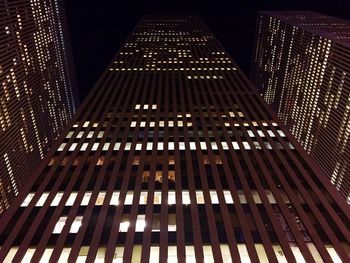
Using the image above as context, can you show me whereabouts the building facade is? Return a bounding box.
[0,0,78,213]
[251,11,350,201]
[0,15,350,262]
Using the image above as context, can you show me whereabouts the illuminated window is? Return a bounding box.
[53,216,82,234]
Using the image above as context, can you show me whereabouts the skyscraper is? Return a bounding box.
[1,15,350,262]
[251,11,350,202]
[0,0,78,213]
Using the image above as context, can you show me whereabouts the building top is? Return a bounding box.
[259,11,350,48]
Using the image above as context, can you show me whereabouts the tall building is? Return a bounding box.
[251,11,350,201]
[0,0,78,213]
[1,15,350,263]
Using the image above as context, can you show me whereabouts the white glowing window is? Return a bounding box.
[179,142,185,150]
[168,142,175,150]
[58,143,66,151]
[238,244,250,263]
[151,104,157,110]
[125,143,132,150]
[125,192,133,205]
[70,216,83,233]
[203,245,214,262]
[209,190,219,204]
[182,191,190,205]
[97,132,104,138]
[53,217,67,234]
[114,143,121,150]
[36,193,49,206]
[200,142,207,150]
[168,191,176,205]
[223,191,233,204]
[257,130,265,137]
[146,143,153,150]
[221,142,229,150]
[21,193,34,207]
[136,143,142,151]
[51,192,63,206]
[119,221,129,232]
[232,142,239,150]
[243,142,251,149]
[87,131,95,138]
[82,192,91,206]
[80,143,88,151]
[131,121,137,127]
[66,193,77,206]
[211,142,218,150]
[83,121,90,128]
[140,121,146,127]
[135,104,141,109]
[169,121,174,127]
[248,130,254,137]
[159,121,165,127]
[189,142,196,150]
[66,131,74,138]
[267,130,275,137]
[277,130,285,137]
[157,142,164,150]
[136,215,146,231]
[111,192,120,206]
[92,143,99,151]
[178,121,183,126]
[103,143,110,151]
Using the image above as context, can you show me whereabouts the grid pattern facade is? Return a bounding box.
[0,0,78,213]
[251,11,350,202]
[1,15,350,262]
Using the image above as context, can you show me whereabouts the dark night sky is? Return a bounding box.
[64,0,350,101]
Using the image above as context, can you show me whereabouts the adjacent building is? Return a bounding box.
[0,0,78,213]
[0,15,350,262]
[251,11,350,201]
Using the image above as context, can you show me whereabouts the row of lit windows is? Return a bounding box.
[109,67,236,72]
[21,189,284,208]
[53,213,176,234]
[130,120,192,127]
[66,129,285,140]
[4,243,342,263]
[72,121,278,130]
[187,75,224,79]
[57,140,294,152]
